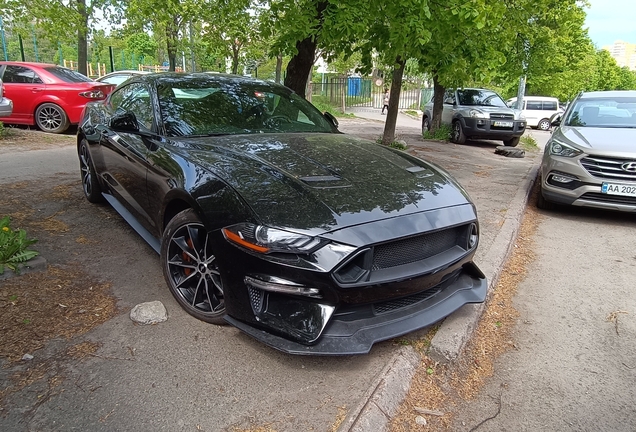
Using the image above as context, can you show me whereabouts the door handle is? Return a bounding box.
[31,88,43,92]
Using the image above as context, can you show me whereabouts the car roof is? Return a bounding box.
[0,61,58,68]
[580,90,636,99]
[126,72,284,89]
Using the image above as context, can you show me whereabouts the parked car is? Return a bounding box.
[96,70,149,87]
[422,88,526,146]
[78,73,487,355]
[538,90,636,211]
[0,62,115,133]
[506,96,560,131]
[0,78,12,117]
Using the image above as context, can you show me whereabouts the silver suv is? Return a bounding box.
[538,90,636,212]
[422,88,526,147]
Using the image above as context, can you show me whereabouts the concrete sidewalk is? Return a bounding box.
[336,114,543,432]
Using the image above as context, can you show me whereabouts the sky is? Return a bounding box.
[584,0,636,47]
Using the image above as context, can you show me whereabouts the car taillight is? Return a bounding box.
[79,89,105,99]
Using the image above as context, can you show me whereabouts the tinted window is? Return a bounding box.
[44,67,92,83]
[526,101,543,110]
[101,74,136,86]
[543,101,558,110]
[156,78,334,137]
[111,83,154,131]
[457,89,507,107]
[3,65,43,84]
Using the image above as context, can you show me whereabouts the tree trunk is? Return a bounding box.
[381,58,406,145]
[77,0,88,76]
[283,1,327,98]
[166,16,180,72]
[231,43,240,74]
[430,74,445,132]
[284,37,316,98]
[275,54,282,84]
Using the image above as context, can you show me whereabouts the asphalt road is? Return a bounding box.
[450,200,636,430]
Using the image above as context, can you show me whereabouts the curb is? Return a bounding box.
[338,157,541,432]
[0,255,47,281]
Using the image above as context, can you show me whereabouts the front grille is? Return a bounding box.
[374,287,442,314]
[490,113,514,120]
[371,226,463,271]
[372,269,462,314]
[581,156,636,181]
[580,192,636,206]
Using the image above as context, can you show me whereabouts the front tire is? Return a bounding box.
[35,103,70,134]
[536,189,556,210]
[451,120,466,144]
[422,116,431,134]
[537,118,551,131]
[79,139,104,203]
[503,136,520,147]
[161,209,226,325]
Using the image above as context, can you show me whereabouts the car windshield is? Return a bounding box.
[44,67,93,83]
[158,78,334,137]
[457,89,507,107]
[565,96,636,128]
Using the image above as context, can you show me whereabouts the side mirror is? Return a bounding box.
[110,111,140,132]
[324,111,339,128]
[550,114,562,127]
[443,98,454,105]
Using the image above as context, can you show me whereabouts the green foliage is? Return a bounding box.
[310,95,354,117]
[0,216,39,275]
[520,135,538,151]
[0,121,6,138]
[423,124,452,141]
[389,141,408,150]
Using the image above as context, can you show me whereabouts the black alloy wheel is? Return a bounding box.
[35,103,70,134]
[79,140,104,203]
[422,116,431,134]
[451,120,466,144]
[161,209,226,325]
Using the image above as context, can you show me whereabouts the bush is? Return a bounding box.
[520,135,539,150]
[422,124,452,141]
[0,216,39,274]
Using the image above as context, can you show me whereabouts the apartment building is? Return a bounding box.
[603,40,636,70]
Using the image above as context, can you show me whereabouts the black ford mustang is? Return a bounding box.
[77,73,486,355]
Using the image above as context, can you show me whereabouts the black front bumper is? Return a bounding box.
[225,262,487,355]
[461,117,526,139]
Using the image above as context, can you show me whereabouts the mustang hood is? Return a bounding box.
[177,133,472,233]
[558,126,636,153]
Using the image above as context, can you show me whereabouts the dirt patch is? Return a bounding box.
[0,264,117,363]
[390,187,542,431]
[0,128,75,154]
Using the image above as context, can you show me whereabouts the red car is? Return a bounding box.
[0,62,115,133]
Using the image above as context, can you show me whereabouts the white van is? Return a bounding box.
[506,96,561,131]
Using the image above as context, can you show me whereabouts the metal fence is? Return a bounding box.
[307,77,432,110]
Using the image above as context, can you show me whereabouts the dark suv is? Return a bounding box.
[422,88,526,147]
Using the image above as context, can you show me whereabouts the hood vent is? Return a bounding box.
[299,175,351,189]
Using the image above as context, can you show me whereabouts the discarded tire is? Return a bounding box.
[495,146,525,158]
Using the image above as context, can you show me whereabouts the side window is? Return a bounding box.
[443,89,455,104]
[543,101,558,111]
[111,83,154,131]
[526,101,542,110]
[3,65,43,84]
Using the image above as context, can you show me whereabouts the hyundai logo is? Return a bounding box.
[621,162,636,172]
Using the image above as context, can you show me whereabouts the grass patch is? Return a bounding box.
[520,134,539,151]
[0,215,39,274]
[403,109,419,118]
[310,95,355,118]
[422,124,452,141]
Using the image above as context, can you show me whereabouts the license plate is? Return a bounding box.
[601,182,636,197]
[493,121,513,127]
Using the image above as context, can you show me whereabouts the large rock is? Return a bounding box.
[130,301,168,325]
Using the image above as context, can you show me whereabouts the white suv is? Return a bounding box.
[507,96,561,131]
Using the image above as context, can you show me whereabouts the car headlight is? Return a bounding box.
[469,109,488,118]
[517,112,526,120]
[548,139,582,158]
[222,223,322,254]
